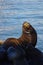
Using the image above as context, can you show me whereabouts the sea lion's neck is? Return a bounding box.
[18,33,32,44]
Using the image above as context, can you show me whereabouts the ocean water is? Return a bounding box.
[0,0,43,52]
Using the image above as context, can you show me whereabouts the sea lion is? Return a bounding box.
[2,21,37,50]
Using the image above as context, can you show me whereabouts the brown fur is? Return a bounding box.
[3,38,19,49]
[1,22,37,48]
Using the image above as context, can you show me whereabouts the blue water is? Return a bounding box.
[0,0,43,52]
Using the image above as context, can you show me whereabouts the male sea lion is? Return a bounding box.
[2,21,37,50]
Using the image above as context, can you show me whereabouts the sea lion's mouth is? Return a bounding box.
[24,29,32,34]
[25,30,30,34]
[25,29,33,35]
[24,30,33,37]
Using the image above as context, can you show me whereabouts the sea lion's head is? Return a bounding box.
[22,22,31,34]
